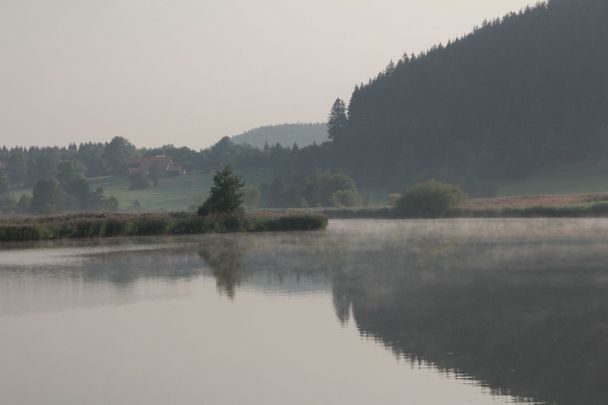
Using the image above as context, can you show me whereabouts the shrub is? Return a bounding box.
[329,189,361,208]
[396,180,466,218]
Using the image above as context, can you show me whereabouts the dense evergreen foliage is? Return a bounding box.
[327,99,348,143]
[335,0,608,193]
[198,166,245,216]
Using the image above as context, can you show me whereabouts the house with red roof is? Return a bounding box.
[127,155,185,176]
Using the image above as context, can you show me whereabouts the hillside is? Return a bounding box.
[10,170,272,213]
[231,123,328,148]
[332,0,608,195]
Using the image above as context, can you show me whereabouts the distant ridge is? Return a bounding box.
[231,123,328,148]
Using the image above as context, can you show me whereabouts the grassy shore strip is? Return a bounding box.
[0,212,328,242]
[321,202,608,219]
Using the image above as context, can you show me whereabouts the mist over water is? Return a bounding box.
[1,219,607,405]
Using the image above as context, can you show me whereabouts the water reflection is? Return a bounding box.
[198,237,246,298]
[2,219,608,404]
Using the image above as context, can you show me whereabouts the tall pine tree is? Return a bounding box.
[327,98,348,143]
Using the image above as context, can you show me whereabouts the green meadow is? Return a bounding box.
[498,162,608,196]
[12,169,272,212]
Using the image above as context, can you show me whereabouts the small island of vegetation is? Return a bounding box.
[0,166,327,242]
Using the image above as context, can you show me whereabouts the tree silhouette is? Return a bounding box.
[198,166,244,216]
[327,98,348,143]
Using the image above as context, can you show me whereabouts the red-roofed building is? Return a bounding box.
[127,155,185,176]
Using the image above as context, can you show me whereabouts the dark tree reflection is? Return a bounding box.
[327,233,608,405]
[198,237,247,299]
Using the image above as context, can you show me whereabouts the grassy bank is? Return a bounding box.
[452,203,608,218]
[0,212,328,242]
[497,161,608,196]
[322,202,608,219]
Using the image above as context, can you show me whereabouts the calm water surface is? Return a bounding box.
[1,219,608,405]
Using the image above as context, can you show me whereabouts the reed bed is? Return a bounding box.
[0,212,328,242]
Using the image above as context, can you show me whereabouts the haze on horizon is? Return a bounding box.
[0,0,539,149]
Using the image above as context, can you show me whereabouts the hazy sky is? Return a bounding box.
[0,0,539,149]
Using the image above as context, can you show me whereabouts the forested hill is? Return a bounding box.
[334,0,608,194]
[231,123,328,148]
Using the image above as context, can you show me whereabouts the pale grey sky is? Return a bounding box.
[0,0,539,149]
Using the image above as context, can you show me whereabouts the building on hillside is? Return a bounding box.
[127,155,185,176]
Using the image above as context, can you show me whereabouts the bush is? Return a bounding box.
[329,189,361,207]
[396,180,466,218]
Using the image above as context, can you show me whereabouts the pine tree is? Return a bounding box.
[327,98,348,143]
[198,166,245,216]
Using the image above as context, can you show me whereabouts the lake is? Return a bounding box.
[1,219,607,405]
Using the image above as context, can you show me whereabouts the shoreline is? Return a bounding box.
[320,202,608,219]
[0,212,328,242]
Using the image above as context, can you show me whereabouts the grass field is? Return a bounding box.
[12,169,272,212]
[498,161,608,196]
[91,170,272,212]
[462,194,608,210]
